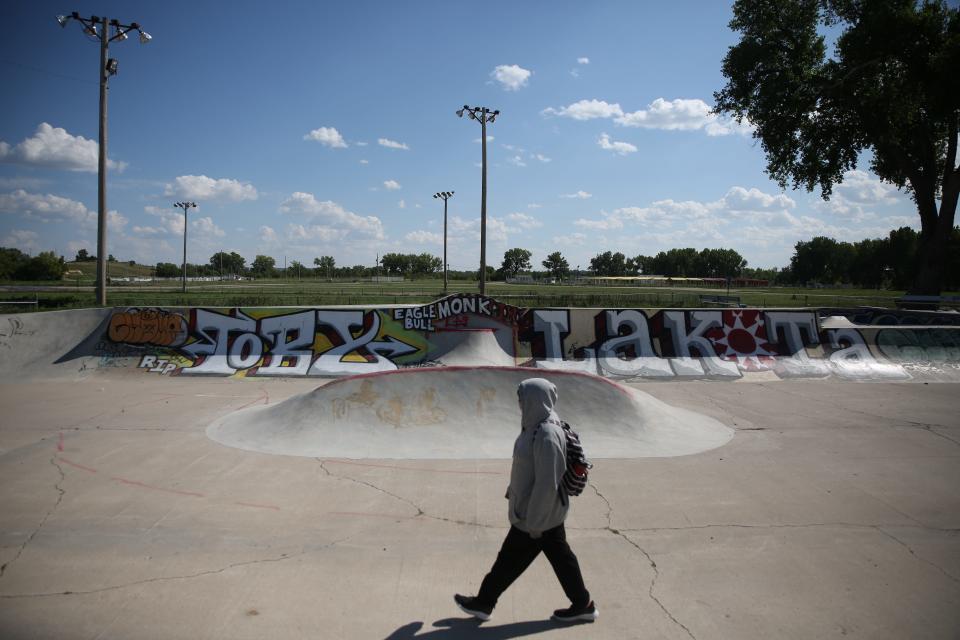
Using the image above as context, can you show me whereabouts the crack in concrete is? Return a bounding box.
[754,383,960,446]
[0,456,66,580]
[908,422,960,447]
[0,537,351,599]
[875,526,960,585]
[315,459,502,530]
[317,459,423,517]
[588,481,696,640]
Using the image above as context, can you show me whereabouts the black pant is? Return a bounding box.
[476,524,590,609]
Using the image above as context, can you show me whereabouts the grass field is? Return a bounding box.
[3,273,953,312]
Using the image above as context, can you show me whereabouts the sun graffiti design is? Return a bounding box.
[706,310,779,371]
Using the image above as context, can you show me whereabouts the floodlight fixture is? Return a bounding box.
[57,11,151,306]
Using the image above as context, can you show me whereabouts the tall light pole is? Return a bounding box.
[433,191,454,294]
[456,105,499,296]
[174,201,197,293]
[58,12,151,306]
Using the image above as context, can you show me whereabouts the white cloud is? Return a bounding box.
[575,214,624,230]
[507,155,527,167]
[405,230,443,245]
[616,98,754,137]
[0,189,95,226]
[383,180,401,190]
[1,229,40,253]
[491,64,532,91]
[191,216,225,238]
[164,175,258,202]
[474,136,495,143]
[304,127,348,148]
[279,191,384,238]
[553,233,587,247]
[534,154,551,163]
[705,118,756,137]
[541,98,752,137]
[355,141,369,147]
[0,123,126,173]
[527,203,542,209]
[506,212,543,229]
[835,170,900,203]
[398,200,406,209]
[562,190,592,199]
[577,57,590,65]
[598,133,637,155]
[378,138,409,150]
[722,186,795,210]
[615,98,713,130]
[359,159,369,164]
[286,223,345,243]
[542,99,623,121]
[259,226,278,243]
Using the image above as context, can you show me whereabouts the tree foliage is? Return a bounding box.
[500,248,532,277]
[0,250,65,281]
[251,254,276,277]
[542,251,570,280]
[589,251,628,276]
[714,0,960,294]
[210,251,246,275]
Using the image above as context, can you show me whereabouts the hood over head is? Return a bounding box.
[518,377,559,431]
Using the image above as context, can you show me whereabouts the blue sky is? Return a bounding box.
[0,0,921,272]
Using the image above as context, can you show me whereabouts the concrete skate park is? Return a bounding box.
[1,294,958,639]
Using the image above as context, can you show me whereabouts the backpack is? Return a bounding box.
[534,419,593,497]
[559,421,592,497]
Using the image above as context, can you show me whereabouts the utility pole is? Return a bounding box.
[433,191,454,294]
[58,12,151,306]
[174,201,197,293]
[456,105,499,296]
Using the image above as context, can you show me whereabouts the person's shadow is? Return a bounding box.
[384,617,586,639]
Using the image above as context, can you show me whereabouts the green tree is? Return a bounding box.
[210,251,246,275]
[251,254,276,277]
[17,251,65,281]
[0,247,29,280]
[314,255,336,278]
[155,262,180,278]
[410,253,442,275]
[380,253,409,276]
[500,248,532,278]
[589,251,628,276]
[714,0,959,295]
[74,248,90,262]
[542,251,570,280]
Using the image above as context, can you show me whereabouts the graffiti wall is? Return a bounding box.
[80,294,960,381]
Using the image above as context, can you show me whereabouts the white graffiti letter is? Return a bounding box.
[765,311,829,378]
[662,311,739,378]
[826,328,909,380]
[258,311,316,376]
[181,309,258,375]
[598,310,673,378]
[309,311,412,376]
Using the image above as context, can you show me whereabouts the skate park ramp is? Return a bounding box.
[0,308,111,381]
[426,328,516,367]
[206,366,734,459]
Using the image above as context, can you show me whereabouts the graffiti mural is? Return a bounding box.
[83,295,960,381]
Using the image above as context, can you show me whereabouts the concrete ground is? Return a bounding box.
[0,373,958,640]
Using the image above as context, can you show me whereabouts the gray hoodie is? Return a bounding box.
[506,378,568,538]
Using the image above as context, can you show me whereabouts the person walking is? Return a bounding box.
[455,377,598,623]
